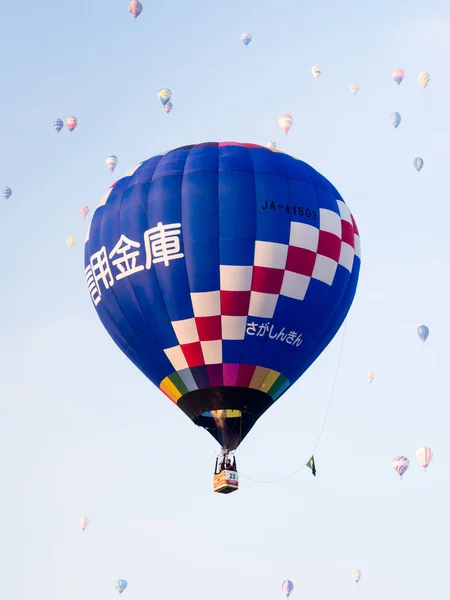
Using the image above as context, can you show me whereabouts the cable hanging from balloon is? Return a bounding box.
[238,319,348,484]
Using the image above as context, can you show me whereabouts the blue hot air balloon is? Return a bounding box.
[2,187,12,200]
[391,112,401,128]
[84,142,361,453]
[413,157,424,172]
[240,32,252,46]
[115,579,128,594]
[53,118,64,133]
[417,325,429,343]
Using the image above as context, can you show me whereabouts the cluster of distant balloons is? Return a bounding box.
[282,572,362,599]
[392,447,433,478]
[273,66,428,172]
[364,326,431,479]
[2,25,431,207]
[79,516,128,594]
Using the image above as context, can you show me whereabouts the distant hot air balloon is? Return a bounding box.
[279,114,294,134]
[418,72,430,88]
[311,64,322,79]
[53,118,64,134]
[80,205,89,219]
[79,516,89,531]
[128,0,142,19]
[106,155,118,173]
[65,116,78,133]
[392,456,409,478]
[352,569,362,583]
[240,32,252,46]
[349,84,360,95]
[158,88,172,106]
[2,187,12,200]
[115,580,128,594]
[416,446,433,470]
[413,157,424,172]
[392,68,404,85]
[164,101,173,114]
[391,112,401,128]
[66,235,76,248]
[267,141,276,149]
[84,143,361,469]
[282,580,294,598]
[417,325,429,343]
[365,371,374,384]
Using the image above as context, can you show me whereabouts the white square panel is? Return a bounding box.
[221,315,247,340]
[312,254,338,286]
[319,208,342,237]
[280,270,311,300]
[336,199,352,223]
[254,240,288,269]
[354,234,361,259]
[289,222,319,252]
[171,318,199,344]
[164,346,189,371]
[190,291,220,317]
[220,265,253,291]
[200,340,222,365]
[248,291,279,318]
[338,241,354,272]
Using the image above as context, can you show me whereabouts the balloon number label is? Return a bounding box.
[226,471,238,482]
[260,200,317,219]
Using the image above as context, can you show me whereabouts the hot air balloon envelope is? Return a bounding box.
[391,112,401,128]
[413,157,424,172]
[106,155,118,173]
[352,569,362,583]
[2,187,12,200]
[279,114,294,134]
[65,116,78,132]
[392,68,404,85]
[240,32,252,46]
[158,88,172,105]
[80,516,89,530]
[311,64,322,79]
[417,325,429,342]
[418,72,430,88]
[84,143,361,452]
[416,446,433,469]
[115,579,128,593]
[282,580,294,597]
[392,456,409,477]
[53,118,64,133]
[129,0,142,18]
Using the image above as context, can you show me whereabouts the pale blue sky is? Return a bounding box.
[1,0,450,598]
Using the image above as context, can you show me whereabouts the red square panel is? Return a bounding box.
[181,342,205,367]
[220,290,251,316]
[195,315,222,341]
[341,219,355,248]
[317,231,341,262]
[251,266,284,294]
[285,246,316,276]
[351,214,359,236]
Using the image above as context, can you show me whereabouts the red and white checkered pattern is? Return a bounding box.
[220,265,252,340]
[163,202,360,370]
